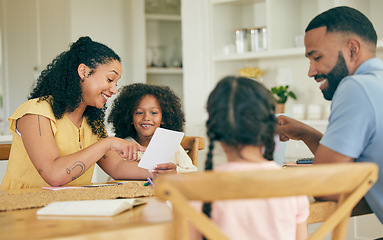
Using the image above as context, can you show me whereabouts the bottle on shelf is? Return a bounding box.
[259,26,267,51]
[235,28,248,54]
[249,27,259,52]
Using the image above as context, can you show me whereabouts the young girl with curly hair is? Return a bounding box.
[1,36,151,190]
[198,76,309,240]
[108,83,197,176]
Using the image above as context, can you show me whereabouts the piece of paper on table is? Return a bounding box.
[36,199,147,217]
[82,182,122,187]
[42,186,85,191]
[138,127,184,170]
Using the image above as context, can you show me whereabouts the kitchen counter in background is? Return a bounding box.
[0,135,12,144]
[0,135,12,183]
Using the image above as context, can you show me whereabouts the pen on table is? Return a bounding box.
[144,177,154,187]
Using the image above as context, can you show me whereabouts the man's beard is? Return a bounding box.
[316,52,349,100]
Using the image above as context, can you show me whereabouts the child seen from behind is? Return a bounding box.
[201,76,309,240]
[108,83,197,177]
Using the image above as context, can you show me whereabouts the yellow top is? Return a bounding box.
[0,98,100,190]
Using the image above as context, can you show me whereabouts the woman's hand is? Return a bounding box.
[150,162,177,177]
[108,137,146,161]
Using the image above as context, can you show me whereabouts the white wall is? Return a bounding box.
[181,0,211,133]
[0,0,39,123]
[0,0,143,126]
[0,0,75,122]
[69,0,131,115]
[39,0,71,69]
[181,0,212,169]
[69,0,127,81]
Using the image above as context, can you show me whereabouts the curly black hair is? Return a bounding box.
[202,76,277,225]
[108,83,185,140]
[29,36,121,139]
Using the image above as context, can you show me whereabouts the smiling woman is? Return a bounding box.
[0,36,153,190]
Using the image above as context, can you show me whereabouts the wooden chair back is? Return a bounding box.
[155,162,378,240]
[180,136,206,167]
[0,144,11,161]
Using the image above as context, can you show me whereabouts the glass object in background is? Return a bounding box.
[145,0,180,15]
[292,104,305,120]
[307,104,322,120]
[147,46,155,67]
[145,0,160,13]
[273,134,287,166]
[155,46,167,68]
[273,113,291,166]
[164,0,180,14]
[147,45,167,68]
[259,26,267,51]
[235,28,248,54]
[170,38,182,68]
[249,27,259,52]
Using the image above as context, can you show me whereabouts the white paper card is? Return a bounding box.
[138,127,184,170]
[36,199,147,217]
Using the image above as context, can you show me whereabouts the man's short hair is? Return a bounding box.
[305,6,377,45]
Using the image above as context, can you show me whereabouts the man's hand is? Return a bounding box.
[276,115,323,154]
[277,115,308,141]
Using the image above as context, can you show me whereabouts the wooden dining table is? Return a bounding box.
[0,196,173,240]
[0,183,373,240]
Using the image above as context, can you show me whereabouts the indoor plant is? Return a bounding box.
[270,85,297,113]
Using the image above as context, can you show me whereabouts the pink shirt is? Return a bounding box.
[208,161,309,240]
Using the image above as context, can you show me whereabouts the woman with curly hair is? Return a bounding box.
[108,83,197,176]
[1,36,151,190]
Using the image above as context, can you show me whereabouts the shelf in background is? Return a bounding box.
[214,40,383,62]
[146,67,183,75]
[377,39,383,49]
[301,119,328,126]
[211,0,264,5]
[145,14,181,21]
[214,47,305,62]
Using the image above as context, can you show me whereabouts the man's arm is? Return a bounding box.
[277,115,323,154]
[314,144,354,201]
[314,144,354,164]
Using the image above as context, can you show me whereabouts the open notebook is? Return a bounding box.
[36,198,147,217]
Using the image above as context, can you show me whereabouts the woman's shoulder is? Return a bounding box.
[10,97,55,120]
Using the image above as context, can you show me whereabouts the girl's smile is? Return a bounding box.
[133,95,163,146]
